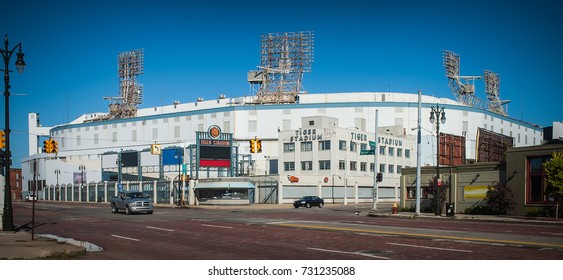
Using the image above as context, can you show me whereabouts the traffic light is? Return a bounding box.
[249,139,256,153]
[256,139,262,153]
[43,139,53,153]
[376,172,383,182]
[0,150,5,170]
[0,130,5,149]
[52,140,58,154]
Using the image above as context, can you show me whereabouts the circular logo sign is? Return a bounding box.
[208,125,221,139]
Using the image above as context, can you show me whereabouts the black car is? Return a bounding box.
[293,196,324,208]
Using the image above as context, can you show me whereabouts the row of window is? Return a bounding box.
[284,160,406,174]
[284,140,411,158]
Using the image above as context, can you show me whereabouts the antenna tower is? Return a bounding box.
[248,31,314,103]
[105,49,144,119]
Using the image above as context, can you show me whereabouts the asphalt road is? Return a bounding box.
[12,201,563,260]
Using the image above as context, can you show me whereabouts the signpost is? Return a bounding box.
[360,149,375,155]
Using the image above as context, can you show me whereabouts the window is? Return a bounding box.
[360,162,367,172]
[527,156,551,203]
[388,147,394,156]
[379,146,386,155]
[397,165,402,174]
[174,126,180,138]
[388,164,394,173]
[350,161,357,171]
[301,161,313,171]
[94,134,99,145]
[361,143,368,151]
[283,119,291,130]
[319,140,331,150]
[405,149,411,158]
[339,160,346,170]
[76,136,81,146]
[283,143,295,152]
[131,130,137,142]
[249,120,257,132]
[350,142,357,152]
[319,160,331,170]
[152,128,158,140]
[309,120,315,126]
[339,140,347,150]
[301,141,312,152]
[370,163,374,172]
[284,162,295,171]
[397,148,403,157]
[379,164,385,173]
[112,132,117,143]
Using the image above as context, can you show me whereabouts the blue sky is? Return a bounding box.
[1,0,562,167]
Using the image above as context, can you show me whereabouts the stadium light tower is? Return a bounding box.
[484,70,510,115]
[2,34,26,231]
[249,31,314,104]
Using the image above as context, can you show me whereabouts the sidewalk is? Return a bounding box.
[0,230,86,260]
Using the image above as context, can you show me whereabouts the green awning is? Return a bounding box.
[193,181,255,189]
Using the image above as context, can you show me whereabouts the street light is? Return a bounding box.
[175,148,183,207]
[79,164,86,202]
[2,34,25,231]
[429,104,446,216]
[331,174,341,204]
[54,169,61,201]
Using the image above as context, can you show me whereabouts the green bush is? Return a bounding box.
[526,207,543,217]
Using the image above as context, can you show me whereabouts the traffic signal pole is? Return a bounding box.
[372,109,378,211]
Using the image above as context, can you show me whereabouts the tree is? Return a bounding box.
[486,182,515,215]
[544,151,563,219]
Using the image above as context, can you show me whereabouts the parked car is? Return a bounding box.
[293,196,324,208]
[24,194,37,202]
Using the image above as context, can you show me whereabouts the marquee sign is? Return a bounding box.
[197,125,233,168]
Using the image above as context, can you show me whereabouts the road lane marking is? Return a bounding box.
[201,224,234,229]
[275,223,563,249]
[111,234,140,242]
[146,226,175,232]
[308,247,391,260]
[541,232,563,236]
[386,242,473,253]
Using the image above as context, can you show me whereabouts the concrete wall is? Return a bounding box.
[401,162,503,214]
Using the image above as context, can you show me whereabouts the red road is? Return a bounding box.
[12,201,563,260]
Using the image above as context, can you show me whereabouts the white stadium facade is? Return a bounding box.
[22,91,542,206]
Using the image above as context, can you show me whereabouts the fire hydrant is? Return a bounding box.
[392,202,398,214]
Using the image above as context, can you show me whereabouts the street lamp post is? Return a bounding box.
[175,149,182,207]
[79,164,86,202]
[2,34,26,231]
[55,169,60,201]
[331,174,341,204]
[429,104,446,216]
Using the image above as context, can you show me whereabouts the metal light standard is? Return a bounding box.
[2,34,25,231]
[175,149,183,207]
[79,164,86,201]
[331,174,341,204]
[54,169,61,201]
[429,104,446,216]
